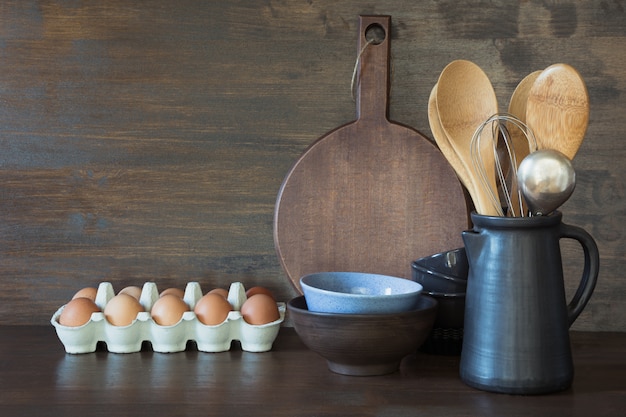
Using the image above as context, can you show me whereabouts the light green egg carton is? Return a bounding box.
[51,282,285,354]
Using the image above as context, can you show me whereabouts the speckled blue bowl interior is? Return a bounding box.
[300,272,423,314]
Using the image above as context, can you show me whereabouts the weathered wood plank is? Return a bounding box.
[0,0,624,330]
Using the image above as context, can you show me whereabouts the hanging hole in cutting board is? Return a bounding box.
[351,23,387,101]
[365,23,386,44]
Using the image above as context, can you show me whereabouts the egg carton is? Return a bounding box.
[51,281,285,354]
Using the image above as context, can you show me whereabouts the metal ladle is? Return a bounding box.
[517,149,576,216]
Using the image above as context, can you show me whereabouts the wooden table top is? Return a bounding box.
[1,326,624,416]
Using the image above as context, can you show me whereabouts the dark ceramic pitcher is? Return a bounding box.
[460,211,599,395]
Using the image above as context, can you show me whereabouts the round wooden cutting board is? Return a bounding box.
[274,16,469,292]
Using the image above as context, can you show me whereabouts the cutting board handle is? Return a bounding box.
[356,15,391,122]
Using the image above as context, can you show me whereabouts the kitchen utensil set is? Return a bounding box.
[429,60,589,217]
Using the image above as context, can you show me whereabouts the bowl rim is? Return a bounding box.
[411,247,468,282]
[412,247,466,264]
[424,290,466,298]
[411,263,468,284]
[287,294,437,319]
[300,271,423,299]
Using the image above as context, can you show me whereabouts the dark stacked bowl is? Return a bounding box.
[411,248,468,355]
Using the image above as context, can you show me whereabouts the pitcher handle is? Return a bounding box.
[560,223,600,327]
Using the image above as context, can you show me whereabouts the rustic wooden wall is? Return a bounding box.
[1,0,624,330]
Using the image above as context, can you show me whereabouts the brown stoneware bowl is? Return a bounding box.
[287,295,438,376]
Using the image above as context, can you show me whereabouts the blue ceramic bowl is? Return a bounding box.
[300,272,423,314]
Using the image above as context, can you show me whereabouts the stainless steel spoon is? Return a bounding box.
[517,149,576,216]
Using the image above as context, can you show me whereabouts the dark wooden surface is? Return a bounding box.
[1,326,625,417]
[0,1,624,330]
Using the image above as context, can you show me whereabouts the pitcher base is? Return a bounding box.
[460,374,572,395]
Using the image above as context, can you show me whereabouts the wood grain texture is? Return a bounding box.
[0,1,624,331]
[1,326,625,416]
[274,16,468,291]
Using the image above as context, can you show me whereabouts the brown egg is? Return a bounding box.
[151,294,189,326]
[72,287,98,302]
[245,286,275,301]
[104,293,144,326]
[208,288,229,299]
[119,286,142,300]
[59,297,101,327]
[240,294,280,325]
[194,293,232,325]
[160,287,185,299]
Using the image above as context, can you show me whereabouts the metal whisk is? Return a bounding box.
[470,114,538,217]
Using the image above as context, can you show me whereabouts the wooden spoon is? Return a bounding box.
[436,60,500,216]
[506,70,542,216]
[428,83,481,214]
[526,63,589,159]
[508,70,542,159]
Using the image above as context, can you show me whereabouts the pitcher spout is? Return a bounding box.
[461,229,483,270]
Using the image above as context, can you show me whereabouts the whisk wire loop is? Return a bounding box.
[470,114,538,217]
